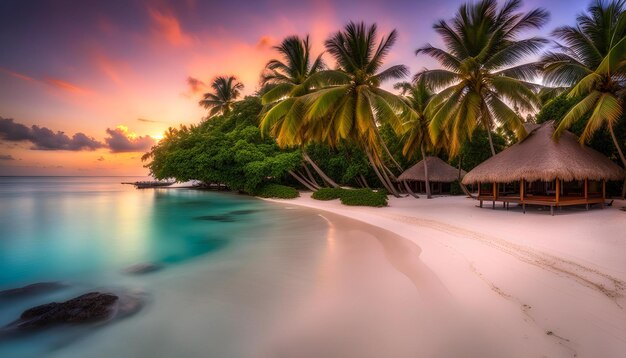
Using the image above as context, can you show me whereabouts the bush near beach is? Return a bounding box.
[312,188,388,207]
[311,188,344,201]
[254,184,300,199]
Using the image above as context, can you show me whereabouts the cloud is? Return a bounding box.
[186,76,206,93]
[1,68,88,96]
[97,156,105,161]
[256,35,275,49]
[0,67,37,83]
[148,8,194,47]
[0,154,15,160]
[105,125,156,152]
[0,117,32,141]
[0,117,104,151]
[137,117,163,123]
[43,77,88,95]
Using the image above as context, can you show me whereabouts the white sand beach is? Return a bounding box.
[266,194,626,358]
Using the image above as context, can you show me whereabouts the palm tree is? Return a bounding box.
[416,0,549,157]
[199,76,244,117]
[258,35,339,188]
[395,79,436,198]
[301,21,411,196]
[542,0,626,196]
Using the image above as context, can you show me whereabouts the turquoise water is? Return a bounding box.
[0,177,266,288]
[0,176,332,357]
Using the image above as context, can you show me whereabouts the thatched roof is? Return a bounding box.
[462,121,625,184]
[398,156,465,182]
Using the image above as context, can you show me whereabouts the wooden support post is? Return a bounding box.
[555,178,560,206]
[492,182,497,209]
[602,180,606,208]
[478,182,481,197]
[520,179,525,202]
[584,179,588,201]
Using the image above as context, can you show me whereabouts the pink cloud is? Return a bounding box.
[0,67,37,83]
[148,8,194,47]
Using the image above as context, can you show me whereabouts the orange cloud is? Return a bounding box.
[1,67,89,96]
[256,35,276,49]
[148,8,194,47]
[43,78,88,95]
[0,67,37,83]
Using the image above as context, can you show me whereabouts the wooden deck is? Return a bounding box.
[477,195,606,215]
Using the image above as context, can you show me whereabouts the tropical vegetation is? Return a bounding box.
[541,0,626,196]
[143,0,626,200]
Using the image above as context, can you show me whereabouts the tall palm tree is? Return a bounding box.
[416,0,549,156]
[395,79,436,198]
[199,76,244,117]
[542,0,626,197]
[301,21,411,196]
[258,35,339,188]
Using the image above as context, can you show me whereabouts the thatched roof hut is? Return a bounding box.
[462,121,625,184]
[398,156,465,182]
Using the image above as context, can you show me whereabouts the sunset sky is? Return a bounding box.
[0,0,585,176]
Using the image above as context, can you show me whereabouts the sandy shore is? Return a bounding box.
[266,194,626,358]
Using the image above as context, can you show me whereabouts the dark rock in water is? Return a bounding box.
[123,263,162,275]
[229,209,258,215]
[194,214,236,222]
[14,292,118,330]
[0,282,68,300]
[2,291,144,336]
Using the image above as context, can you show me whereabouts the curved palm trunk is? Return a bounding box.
[381,160,404,198]
[608,123,626,199]
[403,180,420,198]
[420,143,432,199]
[302,163,322,189]
[360,174,370,189]
[302,150,340,188]
[372,124,403,171]
[365,150,400,197]
[288,170,318,191]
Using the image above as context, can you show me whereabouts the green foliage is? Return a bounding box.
[448,129,506,171]
[311,187,344,200]
[305,142,377,186]
[449,181,463,195]
[254,184,299,199]
[535,93,582,124]
[339,189,388,207]
[143,97,301,194]
[311,187,388,206]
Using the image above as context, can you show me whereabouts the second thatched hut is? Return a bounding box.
[398,156,466,194]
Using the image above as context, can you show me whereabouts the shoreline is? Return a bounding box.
[264,193,626,357]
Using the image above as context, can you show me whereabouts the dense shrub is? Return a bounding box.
[255,184,299,199]
[311,187,344,200]
[449,181,463,195]
[339,189,388,207]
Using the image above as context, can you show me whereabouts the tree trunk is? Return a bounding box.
[486,128,496,157]
[302,163,321,189]
[403,180,420,198]
[302,150,340,188]
[296,170,321,190]
[373,124,403,171]
[365,150,400,197]
[420,143,432,199]
[381,161,403,197]
[360,174,370,189]
[288,170,318,191]
[608,122,626,199]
